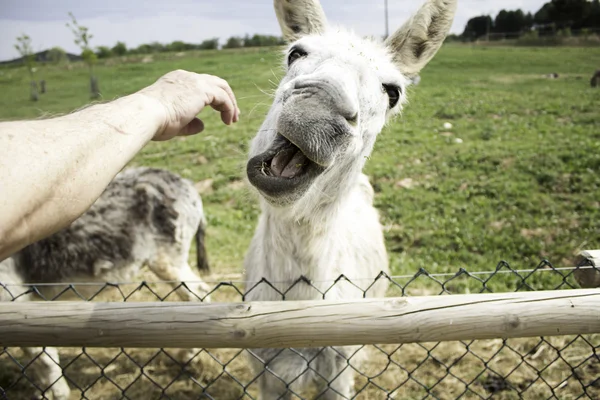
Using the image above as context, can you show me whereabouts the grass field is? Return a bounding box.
[1,44,599,399]
[1,44,598,281]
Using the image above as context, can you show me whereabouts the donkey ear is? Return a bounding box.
[384,0,457,77]
[274,0,328,42]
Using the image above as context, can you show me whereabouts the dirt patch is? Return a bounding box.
[226,180,247,191]
[194,179,214,194]
[3,335,597,399]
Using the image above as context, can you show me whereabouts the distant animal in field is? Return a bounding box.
[544,72,559,79]
[591,70,600,87]
[0,167,211,400]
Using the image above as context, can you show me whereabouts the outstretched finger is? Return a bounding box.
[219,108,235,126]
[233,105,241,123]
[211,77,240,123]
[207,87,236,125]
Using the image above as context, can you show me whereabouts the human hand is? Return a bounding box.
[138,70,241,141]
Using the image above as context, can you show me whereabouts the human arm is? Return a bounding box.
[0,70,240,261]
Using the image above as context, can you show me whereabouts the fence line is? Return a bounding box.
[2,259,599,399]
[2,263,598,287]
[1,289,599,349]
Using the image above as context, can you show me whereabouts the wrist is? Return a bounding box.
[113,93,166,140]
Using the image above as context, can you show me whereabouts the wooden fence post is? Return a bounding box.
[575,250,600,288]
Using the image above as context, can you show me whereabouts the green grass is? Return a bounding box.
[1,45,599,292]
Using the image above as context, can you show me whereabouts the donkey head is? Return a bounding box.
[247,0,457,212]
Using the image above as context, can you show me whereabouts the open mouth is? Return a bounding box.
[263,135,311,178]
[246,134,325,200]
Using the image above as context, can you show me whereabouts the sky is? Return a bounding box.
[0,0,547,62]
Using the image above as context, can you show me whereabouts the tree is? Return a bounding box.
[461,15,493,41]
[524,12,534,29]
[461,1,599,42]
[494,9,527,33]
[223,36,244,49]
[47,46,68,64]
[582,0,600,29]
[128,42,166,54]
[243,34,285,47]
[165,40,197,52]
[197,38,219,50]
[66,12,100,99]
[493,9,529,39]
[147,41,165,52]
[534,0,593,30]
[552,0,592,30]
[96,46,112,59]
[169,41,184,52]
[111,41,127,56]
[14,34,38,101]
[131,43,152,54]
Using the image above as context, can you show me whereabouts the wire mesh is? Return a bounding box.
[1,260,599,399]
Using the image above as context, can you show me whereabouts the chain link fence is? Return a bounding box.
[1,260,599,399]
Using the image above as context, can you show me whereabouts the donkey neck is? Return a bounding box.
[254,167,376,288]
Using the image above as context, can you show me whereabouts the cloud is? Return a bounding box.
[0,0,546,61]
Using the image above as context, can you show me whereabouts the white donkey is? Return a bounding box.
[243,0,457,398]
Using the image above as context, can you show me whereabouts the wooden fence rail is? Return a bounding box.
[0,289,599,349]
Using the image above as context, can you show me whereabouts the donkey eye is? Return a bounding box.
[288,47,308,66]
[383,84,401,109]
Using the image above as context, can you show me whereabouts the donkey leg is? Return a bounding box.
[148,255,211,364]
[171,262,212,302]
[168,263,212,364]
[149,252,211,302]
[321,368,355,400]
[22,347,70,400]
[315,347,356,400]
[251,348,313,400]
[258,373,292,400]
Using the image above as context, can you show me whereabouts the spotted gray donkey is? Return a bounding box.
[0,167,212,400]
